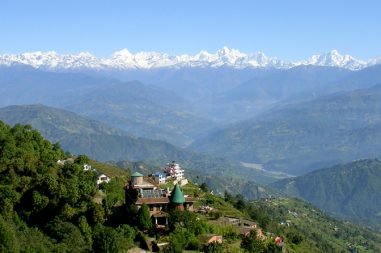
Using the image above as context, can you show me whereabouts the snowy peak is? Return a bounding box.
[0,47,378,70]
[301,50,367,70]
[0,51,101,69]
[216,46,245,60]
[366,56,381,66]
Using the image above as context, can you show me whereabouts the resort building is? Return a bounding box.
[163,161,185,181]
[96,173,111,185]
[125,171,196,226]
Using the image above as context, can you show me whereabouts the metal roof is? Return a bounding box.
[131,172,144,177]
[170,184,185,204]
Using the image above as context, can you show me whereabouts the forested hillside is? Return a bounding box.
[272,159,381,229]
[0,121,135,252]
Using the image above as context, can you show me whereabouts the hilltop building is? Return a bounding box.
[97,173,111,185]
[153,172,166,184]
[125,171,196,226]
[163,161,185,181]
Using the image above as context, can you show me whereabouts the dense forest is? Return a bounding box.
[0,121,136,252]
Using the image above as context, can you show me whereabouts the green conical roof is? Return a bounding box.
[170,184,185,204]
[131,172,144,177]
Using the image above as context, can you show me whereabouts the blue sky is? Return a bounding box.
[1,0,380,61]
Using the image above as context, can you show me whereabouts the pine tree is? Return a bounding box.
[137,204,152,231]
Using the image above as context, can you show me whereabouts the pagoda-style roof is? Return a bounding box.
[131,172,144,177]
[170,184,185,204]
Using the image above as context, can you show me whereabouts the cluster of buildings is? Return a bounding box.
[125,162,196,227]
[162,161,185,181]
[124,162,226,251]
[151,161,187,185]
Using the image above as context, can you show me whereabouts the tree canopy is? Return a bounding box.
[0,121,135,252]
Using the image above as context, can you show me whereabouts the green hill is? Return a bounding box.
[0,104,125,137]
[0,121,114,252]
[272,159,381,229]
[191,84,381,175]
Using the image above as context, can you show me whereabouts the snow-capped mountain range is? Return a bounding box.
[0,47,380,71]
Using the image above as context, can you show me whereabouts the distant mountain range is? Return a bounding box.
[2,53,381,177]
[1,47,380,70]
[191,84,381,175]
[272,159,381,229]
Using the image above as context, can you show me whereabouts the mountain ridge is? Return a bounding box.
[1,47,379,70]
[0,68,213,146]
[271,159,381,229]
[190,84,381,175]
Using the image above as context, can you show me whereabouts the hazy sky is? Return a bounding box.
[1,0,380,61]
